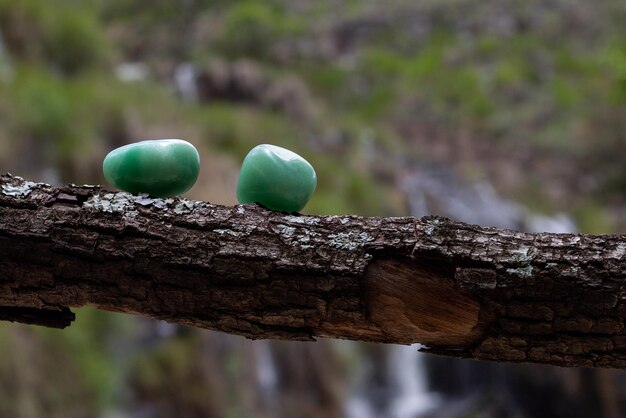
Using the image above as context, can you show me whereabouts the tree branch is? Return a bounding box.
[1,173,626,368]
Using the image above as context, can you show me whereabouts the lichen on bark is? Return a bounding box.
[2,173,626,369]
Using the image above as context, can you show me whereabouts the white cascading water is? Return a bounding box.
[346,165,576,418]
[173,63,198,102]
[255,340,279,412]
[387,344,440,418]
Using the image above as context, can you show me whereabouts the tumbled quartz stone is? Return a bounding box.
[237,144,317,212]
[103,139,200,198]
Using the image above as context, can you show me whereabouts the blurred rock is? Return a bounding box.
[195,59,314,121]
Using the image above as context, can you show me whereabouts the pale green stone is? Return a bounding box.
[237,144,317,212]
[103,139,200,197]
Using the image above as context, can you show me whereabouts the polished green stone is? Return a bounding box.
[237,144,317,212]
[103,139,200,197]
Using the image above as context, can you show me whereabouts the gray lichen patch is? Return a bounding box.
[213,228,243,237]
[506,265,534,279]
[84,192,139,216]
[134,194,155,206]
[273,224,321,249]
[213,223,255,238]
[2,180,39,197]
[276,224,296,237]
[421,217,444,236]
[84,190,207,217]
[510,245,530,257]
[174,200,200,214]
[609,243,626,260]
[328,231,375,251]
[282,215,320,226]
[510,253,534,265]
[294,230,321,249]
[69,183,99,188]
[473,235,490,244]
[153,198,176,210]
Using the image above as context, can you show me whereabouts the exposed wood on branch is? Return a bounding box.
[1,174,626,368]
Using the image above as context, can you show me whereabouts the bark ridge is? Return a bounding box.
[2,174,626,369]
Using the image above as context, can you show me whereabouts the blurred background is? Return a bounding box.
[0,0,625,416]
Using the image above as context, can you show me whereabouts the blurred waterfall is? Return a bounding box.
[400,166,576,234]
[173,63,198,102]
[255,340,279,412]
[115,62,149,83]
[388,345,439,418]
[346,164,576,418]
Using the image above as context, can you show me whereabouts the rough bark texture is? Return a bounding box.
[2,174,626,368]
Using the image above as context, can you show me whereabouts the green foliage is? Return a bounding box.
[41,308,134,411]
[573,203,614,234]
[217,2,303,58]
[351,38,493,123]
[551,78,581,108]
[0,324,99,418]
[11,69,74,142]
[46,8,109,74]
[0,0,111,74]
[193,103,302,156]
[2,1,626,417]
[304,67,349,98]
[129,333,223,418]
[602,43,626,104]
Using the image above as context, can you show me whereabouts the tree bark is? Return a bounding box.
[1,173,626,368]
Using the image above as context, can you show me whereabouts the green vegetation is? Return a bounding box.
[1,0,626,415]
[218,2,304,58]
[0,0,110,74]
[1,0,624,218]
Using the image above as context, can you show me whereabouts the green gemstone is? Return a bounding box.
[237,144,317,212]
[103,139,200,197]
